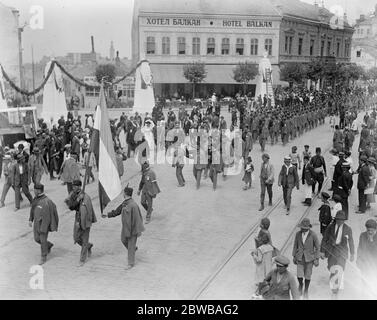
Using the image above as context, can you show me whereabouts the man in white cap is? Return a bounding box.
[278,156,299,214]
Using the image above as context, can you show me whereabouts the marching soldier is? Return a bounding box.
[29,183,59,265]
[103,186,145,270]
[65,180,97,266]
[137,162,161,224]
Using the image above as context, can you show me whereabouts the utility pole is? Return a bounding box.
[31,45,36,103]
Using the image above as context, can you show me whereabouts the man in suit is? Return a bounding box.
[137,162,160,224]
[337,162,353,219]
[259,153,274,211]
[292,218,320,299]
[356,155,371,214]
[278,156,299,215]
[59,152,81,195]
[332,152,346,197]
[320,210,354,298]
[11,153,33,211]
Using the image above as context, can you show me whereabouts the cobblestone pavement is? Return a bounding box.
[0,112,373,300]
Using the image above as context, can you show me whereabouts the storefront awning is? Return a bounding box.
[150,64,289,86]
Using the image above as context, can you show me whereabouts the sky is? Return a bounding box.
[1,0,376,63]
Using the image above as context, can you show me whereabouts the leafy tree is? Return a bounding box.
[232,61,258,95]
[183,62,207,98]
[280,62,307,87]
[95,64,116,85]
[366,67,377,82]
[307,58,325,83]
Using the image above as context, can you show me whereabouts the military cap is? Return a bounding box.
[284,156,292,161]
[299,218,312,229]
[262,153,270,160]
[72,180,82,186]
[124,185,133,196]
[335,210,346,220]
[275,255,290,267]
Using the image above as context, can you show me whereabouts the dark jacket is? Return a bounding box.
[302,163,314,185]
[278,165,299,188]
[320,222,355,260]
[10,162,30,186]
[292,229,320,263]
[108,198,145,238]
[357,163,371,190]
[29,194,59,233]
[337,171,353,198]
[263,269,300,300]
[357,231,377,273]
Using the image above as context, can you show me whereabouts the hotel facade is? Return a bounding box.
[132,0,354,99]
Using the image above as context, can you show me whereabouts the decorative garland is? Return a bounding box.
[1,61,55,96]
[0,59,150,96]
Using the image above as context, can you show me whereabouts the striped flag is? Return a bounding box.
[89,84,122,212]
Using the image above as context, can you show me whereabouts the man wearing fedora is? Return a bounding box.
[259,153,274,211]
[28,147,48,185]
[103,186,145,270]
[10,153,33,211]
[356,155,371,214]
[137,162,160,224]
[278,156,299,215]
[29,183,59,265]
[292,218,320,299]
[261,255,300,300]
[320,210,355,297]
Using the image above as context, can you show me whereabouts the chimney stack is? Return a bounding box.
[91,36,95,53]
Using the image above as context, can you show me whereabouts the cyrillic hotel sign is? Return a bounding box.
[142,17,275,28]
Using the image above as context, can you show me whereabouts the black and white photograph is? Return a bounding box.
[1,0,377,303]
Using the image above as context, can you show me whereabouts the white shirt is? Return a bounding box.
[19,164,23,175]
[335,224,343,245]
[302,230,309,244]
[284,164,293,176]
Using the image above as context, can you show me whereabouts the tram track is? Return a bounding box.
[192,144,333,300]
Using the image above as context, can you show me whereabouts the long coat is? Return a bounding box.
[357,163,371,190]
[10,162,30,187]
[253,244,274,283]
[108,198,145,238]
[292,230,320,263]
[29,194,59,234]
[320,222,355,269]
[357,231,377,275]
[139,169,161,198]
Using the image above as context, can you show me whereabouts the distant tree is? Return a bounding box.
[307,58,325,83]
[183,62,207,98]
[280,62,307,87]
[95,64,116,85]
[366,67,377,82]
[232,61,258,95]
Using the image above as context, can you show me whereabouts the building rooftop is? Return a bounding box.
[137,0,281,17]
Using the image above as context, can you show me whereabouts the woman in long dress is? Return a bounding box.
[141,120,155,164]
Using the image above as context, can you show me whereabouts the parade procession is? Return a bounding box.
[2,0,377,303]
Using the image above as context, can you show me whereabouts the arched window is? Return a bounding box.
[236,38,244,55]
[207,38,215,55]
[221,38,230,55]
[146,36,155,54]
[162,37,170,55]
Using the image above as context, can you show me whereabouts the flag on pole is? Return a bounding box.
[89,84,122,212]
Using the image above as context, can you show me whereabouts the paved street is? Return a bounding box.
[0,112,375,300]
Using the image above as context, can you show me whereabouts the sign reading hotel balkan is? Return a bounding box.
[144,17,274,28]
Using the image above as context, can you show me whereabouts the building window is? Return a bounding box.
[236,38,244,55]
[178,37,186,55]
[361,29,364,35]
[86,87,100,97]
[284,36,293,54]
[162,37,170,55]
[336,42,340,57]
[344,42,350,57]
[298,38,303,56]
[221,38,230,55]
[192,37,200,55]
[146,36,155,54]
[320,40,325,56]
[265,38,272,56]
[207,37,215,55]
[356,50,361,58]
[310,39,315,56]
[327,41,332,56]
[250,38,258,55]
